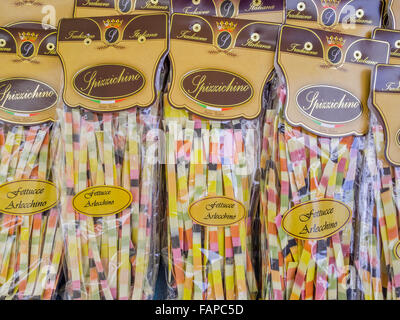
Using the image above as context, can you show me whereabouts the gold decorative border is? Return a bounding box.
[281,198,352,241]
[72,185,133,217]
[72,63,146,100]
[0,179,60,216]
[188,195,247,227]
[179,68,254,108]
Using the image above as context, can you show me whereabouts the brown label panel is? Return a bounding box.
[57,13,169,112]
[296,85,363,124]
[286,0,384,37]
[171,0,285,23]
[0,28,58,58]
[0,1,74,27]
[7,22,56,31]
[277,25,390,137]
[0,78,58,113]
[388,0,400,30]
[181,69,254,107]
[169,13,280,120]
[371,64,400,166]
[0,29,17,54]
[373,28,400,64]
[73,64,145,100]
[74,0,170,17]
[0,27,61,125]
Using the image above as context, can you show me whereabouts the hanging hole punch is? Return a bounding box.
[251,33,260,42]
[0,39,6,48]
[304,41,313,51]
[395,40,400,49]
[192,0,200,5]
[297,2,306,12]
[355,9,364,19]
[84,38,92,46]
[253,0,262,6]
[353,50,362,60]
[192,23,201,33]
[46,42,55,51]
[138,35,146,44]
[150,0,159,5]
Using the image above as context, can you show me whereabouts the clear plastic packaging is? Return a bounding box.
[0,121,63,299]
[0,27,63,300]
[58,104,162,300]
[260,83,364,300]
[259,25,390,300]
[163,13,280,300]
[356,64,400,300]
[56,13,168,300]
[163,99,263,300]
[356,112,397,300]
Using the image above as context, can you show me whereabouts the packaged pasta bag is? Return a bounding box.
[357,64,400,300]
[164,13,280,300]
[387,0,400,29]
[259,25,390,300]
[373,28,400,64]
[171,0,285,23]
[285,0,384,37]
[0,0,74,29]
[0,27,64,299]
[73,0,170,17]
[56,13,169,300]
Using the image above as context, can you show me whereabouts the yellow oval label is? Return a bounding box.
[188,196,246,227]
[0,179,59,216]
[282,199,352,240]
[73,186,133,217]
[394,241,400,260]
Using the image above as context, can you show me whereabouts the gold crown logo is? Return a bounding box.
[18,32,39,42]
[321,0,341,8]
[103,19,123,28]
[216,21,237,32]
[326,35,345,47]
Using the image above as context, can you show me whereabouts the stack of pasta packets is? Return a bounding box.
[56,12,169,300]
[356,1,400,299]
[259,0,390,298]
[163,12,280,300]
[0,27,63,300]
